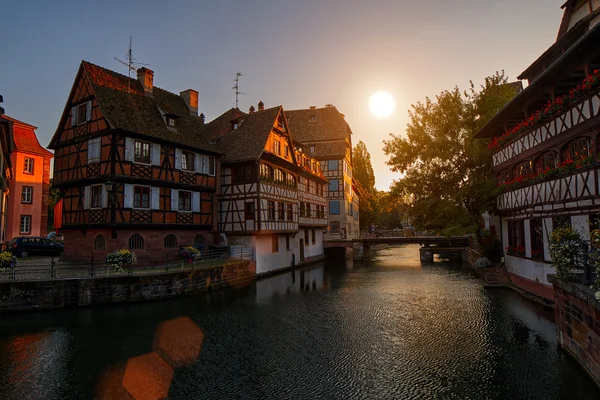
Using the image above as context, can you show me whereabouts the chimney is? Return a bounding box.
[249,105,255,114]
[180,89,199,116]
[309,105,316,110]
[258,101,265,112]
[199,113,205,124]
[137,67,154,95]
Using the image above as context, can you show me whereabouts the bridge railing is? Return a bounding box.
[359,229,428,238]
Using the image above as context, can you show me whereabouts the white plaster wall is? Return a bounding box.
[255,266,324,302]
[524,219,532,258]
[572,215,590,241]
[254,235,294,274]
[543,218,552,261]
[506,255,555,286]
[298,228,324,259]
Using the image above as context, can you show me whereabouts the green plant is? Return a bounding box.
[549,227,585,280]
[106,249,137,273]
[0,251,17,272]
[180,246,201,263]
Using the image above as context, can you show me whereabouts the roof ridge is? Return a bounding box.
[0,115,38,129]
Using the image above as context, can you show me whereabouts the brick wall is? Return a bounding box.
[62,227,214,263]
[550,276,600,387]
[0,260,255,312]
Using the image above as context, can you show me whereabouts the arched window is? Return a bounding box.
[129,234,144,250]
[562,137,591,162]
[497,170,510,185]
[534,152,556,173]
[94,234,105,250]
[512,161,532,178]
[275,169,285,182]
[260,164,274,180]
[194,234,205,249]
[164,234,177,248]
[330,221,341,234]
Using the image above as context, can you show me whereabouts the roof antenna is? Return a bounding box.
[233,72,245,109]
[114,36,150,93]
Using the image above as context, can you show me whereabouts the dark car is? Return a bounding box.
[8,236,64,258]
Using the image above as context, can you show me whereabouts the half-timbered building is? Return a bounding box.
[210,104,327,274]
[286,105,360,239]
[475,1,600,300]
[49,62,221,262]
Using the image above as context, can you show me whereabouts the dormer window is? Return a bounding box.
[166,116,177,128]
[309,145,315,154]
[309,115,317,122]
[233,122,239,130]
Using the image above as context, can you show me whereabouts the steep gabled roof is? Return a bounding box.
[285,106,351,143]
[213,106,282,163]
[51,61,220,154]
[206,107,247,141]
[0,115,52,157]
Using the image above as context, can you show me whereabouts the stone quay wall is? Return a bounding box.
[549,276,600,387]
[0,260,255,312]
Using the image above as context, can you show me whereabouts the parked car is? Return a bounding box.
[8,236,64,258]
[46,231,64,242]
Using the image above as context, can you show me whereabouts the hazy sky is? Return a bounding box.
[0,0,564,190]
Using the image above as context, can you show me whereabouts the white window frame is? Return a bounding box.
[21,186,33,204]
[178,190,193,212]
[20,215,31,234]
[72,101,92,126]
[24,157,34,174]
[133,185,152,209]
[90,184,103,209]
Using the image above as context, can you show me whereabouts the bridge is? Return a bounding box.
[323,230,473,261]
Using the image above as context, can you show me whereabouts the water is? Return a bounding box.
[0,245,598,399]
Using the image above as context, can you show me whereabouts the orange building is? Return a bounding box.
[1,116,53,241]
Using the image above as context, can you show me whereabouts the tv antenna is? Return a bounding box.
[233,72,245,109]
[114,36,150,93]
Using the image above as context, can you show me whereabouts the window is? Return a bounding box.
[166,116,177,128]
[133,186,150,209]
[274,169,285,183]
[178,191,192,211]
[272,235,279,253]
[312,229,316,244]
[534,152,556,173]
[287,204,293,221]
[134,140,151,164]
[164,234,178,248]
[530,218,544,260]
[329,179,339,191]
[284,145,289,157]
[181,151,194,171]
[562,137,591,162]
[310,146,315,154]
[94,235,105,250]
[194,234,205,248]
[286,236,291,250]
[77,103,88,125]
[304,230,309,245]
[286,173,295,187]
[208,156,216,176]
[274,140,281,155]
[20,215,31,234]
[24,157,34,174]
[268,201,275,221]
[278,202,285,220]
[232,164,257,183]
[306,203,311,218]
[513,161,532,178]
[330,221,340,233]
[329,201,340,215]
[553,216,571,230]
[21,186,33,204]
[309,115,317,122]
[245,201,255,220]
[129,234,144,250]
[300,202,306,217]
[260,164,274,180]
[497,170,510,185]
[507,220,525,251]
[328,160,339,171]
[91,185,102,208]
[88,137,101,163]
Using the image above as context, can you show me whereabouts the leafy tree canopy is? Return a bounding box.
[383,72,518,235]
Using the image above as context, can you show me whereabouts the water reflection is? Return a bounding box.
[0,245,598,399]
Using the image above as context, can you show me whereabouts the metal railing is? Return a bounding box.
[0,246,254,283]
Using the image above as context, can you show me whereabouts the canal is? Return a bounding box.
[0,245,598,399]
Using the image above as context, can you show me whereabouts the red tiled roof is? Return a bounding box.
[0,115,53,157]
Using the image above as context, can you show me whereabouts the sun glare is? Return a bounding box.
[369,91,395,118]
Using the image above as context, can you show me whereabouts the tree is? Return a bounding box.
[47,179,62,232]
[352,141,378,230]
[383,72,518,235]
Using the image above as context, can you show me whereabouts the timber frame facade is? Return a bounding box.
[49,62,220,262]
[475,1,600,300]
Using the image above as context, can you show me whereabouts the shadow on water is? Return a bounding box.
[0,244,598,399]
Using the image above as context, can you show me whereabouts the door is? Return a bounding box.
[299,239,305,262]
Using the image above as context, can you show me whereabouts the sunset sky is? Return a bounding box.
[0,0,564,190]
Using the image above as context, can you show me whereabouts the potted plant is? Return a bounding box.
[0,251,17,272]
[180,246,201,263]
[106,249,137,273]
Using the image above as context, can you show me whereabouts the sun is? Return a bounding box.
[369,91,395,118]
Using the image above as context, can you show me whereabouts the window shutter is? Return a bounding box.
[102,185,109,208]
[125,137,134,162]
[192,192,200,212]
[124,184,133,208]
[71,106,78,126]
[175,148,182,170]
[194,153,201,173]
[151,143,161,166]
[83,186,91,209]
[171,189,179,211]
[151,187,160,210]
[86,101,92,121]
